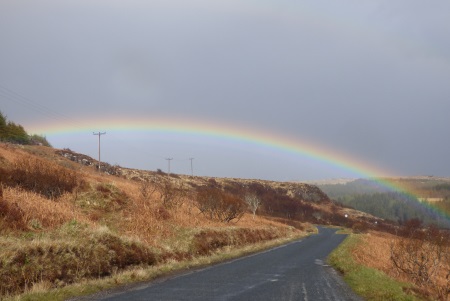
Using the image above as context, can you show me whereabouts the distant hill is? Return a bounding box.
[317,178,450,228]
[302,178,356,186]
[316,178,390,198]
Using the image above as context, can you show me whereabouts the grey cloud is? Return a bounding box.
[1,0,449,180]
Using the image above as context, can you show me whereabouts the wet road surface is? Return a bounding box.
[83,227,362,301]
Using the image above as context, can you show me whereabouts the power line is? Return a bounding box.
[0,83,84,130]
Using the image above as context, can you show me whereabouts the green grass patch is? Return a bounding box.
[328,234,420,301]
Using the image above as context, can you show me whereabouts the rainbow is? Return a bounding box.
[27,116,449,222]
[28,116,395,177]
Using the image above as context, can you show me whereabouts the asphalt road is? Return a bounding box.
[86,227,363,301]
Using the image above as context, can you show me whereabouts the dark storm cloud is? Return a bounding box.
[0,0,449,180]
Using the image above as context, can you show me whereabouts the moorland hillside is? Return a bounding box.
[0,142,383,298]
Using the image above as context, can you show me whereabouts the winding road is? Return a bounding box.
[84,227,362,301]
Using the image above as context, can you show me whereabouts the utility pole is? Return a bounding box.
[189,158,194,177]
[93,132,106,170]
[165,158,173,175]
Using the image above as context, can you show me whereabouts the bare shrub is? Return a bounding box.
[195,188,221,220]
[154,177,187,209]
[390,220,450,300]
[195,188,247,223]
[219,194,247,223]
[139,179,157,200]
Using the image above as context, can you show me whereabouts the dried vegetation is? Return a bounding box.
[5,143,441,300]
[349,224,450,301]
[0,143,319,299]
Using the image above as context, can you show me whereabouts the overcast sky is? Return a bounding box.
[1,0,449,181]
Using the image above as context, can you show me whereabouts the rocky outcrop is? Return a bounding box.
[55,149,122,176]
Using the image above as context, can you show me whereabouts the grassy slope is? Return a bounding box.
[0,144,311,300]
[3,144,444,301]
[328,233,422,301]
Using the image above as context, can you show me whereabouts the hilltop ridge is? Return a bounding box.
[54,146,379,224]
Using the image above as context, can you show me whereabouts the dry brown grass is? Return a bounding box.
[0,143,23,163]
[0,226,157,296]
[0,143,312,298]
[120,181,296,248]
[351,231,397,276]
[351,231,450,300]
[1,187,91,232]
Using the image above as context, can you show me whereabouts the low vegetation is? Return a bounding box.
[0,155,82,199]
[330,221,450,301]
[390,219,450,300]
[0,223,156,296]
[329,233,418,301]
[0,143,318,300]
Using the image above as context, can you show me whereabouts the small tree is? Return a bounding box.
[139,178,157,200]
[245,194,260,219]
[0,111,7,136]
[218,193,247,223]
[196,188,247,223]
[195,188,221,220]
[29,134,52,147]
[5,122,29,144]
